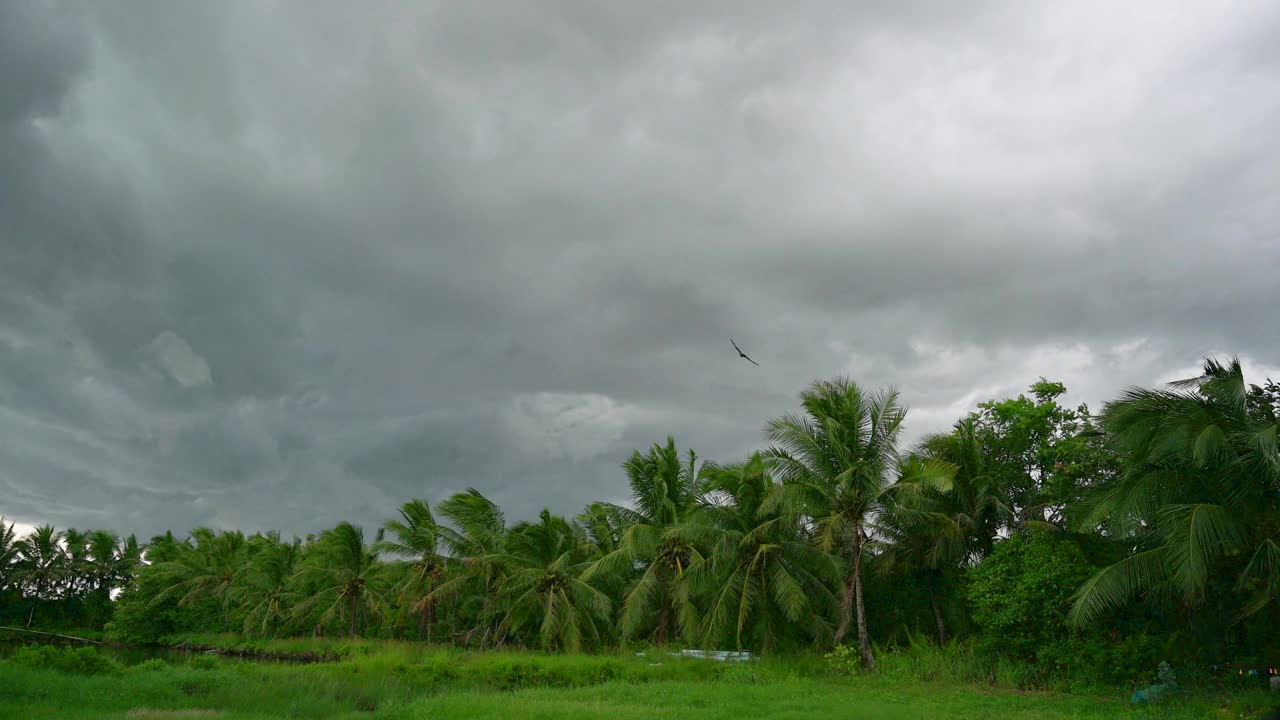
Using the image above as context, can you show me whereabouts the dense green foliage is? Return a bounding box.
[3,358,1279,690]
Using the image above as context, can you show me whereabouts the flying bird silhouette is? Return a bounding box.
[730,338,759,366]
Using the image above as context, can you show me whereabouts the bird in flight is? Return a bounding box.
[730,338,759,366]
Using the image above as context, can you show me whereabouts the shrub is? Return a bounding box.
[188,655,220,670]
[9,645,121,675]
[965,530,1158,686]
[823,644,861,676]
[132,658,171,672]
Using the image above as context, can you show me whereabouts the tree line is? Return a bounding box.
[3,358,1278,678]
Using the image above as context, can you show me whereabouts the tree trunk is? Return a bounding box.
[928,583,948,645]
[834,572,855,644]
[657,580,670,645]
[852,528,875,670]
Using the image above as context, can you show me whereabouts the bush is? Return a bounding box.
[8,645,121,675]
[965,530,1158,686]
[188,655,221,670]
[132,657,171,672]
[823,644,862,676]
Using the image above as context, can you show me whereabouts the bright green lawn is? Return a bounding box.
[0,647,1264,720]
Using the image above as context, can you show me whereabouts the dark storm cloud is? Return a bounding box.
[2,0,1279,539]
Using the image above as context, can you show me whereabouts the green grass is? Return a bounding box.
[1,645,1271,719]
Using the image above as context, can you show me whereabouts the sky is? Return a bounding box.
[2,0,1279,541]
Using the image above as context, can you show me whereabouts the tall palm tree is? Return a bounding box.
[230,531,301,637]
[15,525,67,600]
[291,522,388,638]
[378,499,446,640]
[496,510,612,651]
[0,518,20,592]
[917,418,1011,560]
[150,529,248,628]
[430,489,509,647]
[62,528,91,597]
[876,419,1014,643]
[1069,357,1280,626]
[583,437,710,644]
[693,453,841,651]
[764,378,949,668]
[575,502,627,557]
[13,524,67,627]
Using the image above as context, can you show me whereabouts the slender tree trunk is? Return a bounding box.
[835,573,855,644]
[928,583,948,645]
[852,528,875,670]
[657,577,670,645]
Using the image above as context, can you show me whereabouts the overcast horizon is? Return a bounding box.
[3,1,1279,540]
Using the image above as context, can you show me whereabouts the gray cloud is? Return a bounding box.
[2,0,1278,538]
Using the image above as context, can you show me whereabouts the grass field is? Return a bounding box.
[1,643,1272,719]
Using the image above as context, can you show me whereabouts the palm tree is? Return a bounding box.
[764,378,949,668]
[917,418,1011,560]
[575,502,627,557]
[84,530,136,596]
[876,419,1014,644]
[15,525,67,600]
[0,518,20,592]
[291,522,388,638]
[13,524,67,627]
[693,453,841,651]
[378,499,446,640]
[1069,357,1280,626]
[583,437,710,644]
[150,529,248,628]
[230,531,301,637]
[496,510,612,651]
[430,489,509,647]
[62,528,91,597]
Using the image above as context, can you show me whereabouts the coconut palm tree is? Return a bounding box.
[583,437,710,644]
[496,510,612,651]
[0,518,21,592]
[62,528,92,597]
[764,378,950,668]
[230,531,301,637]
[378,499,446,639]
[692,453,841,651]
[149,529,248,628]
[917,417,1012,560]
[15,524,67,600]
[291,522,388,638]
[575,502,627,557]
[1069,357,1280,626]
[429,489,509,647]
[876,419,1014,643]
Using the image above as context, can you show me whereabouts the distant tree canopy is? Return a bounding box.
[4,357,1277,684]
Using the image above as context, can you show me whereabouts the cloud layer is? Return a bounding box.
[2,0,1278,538]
